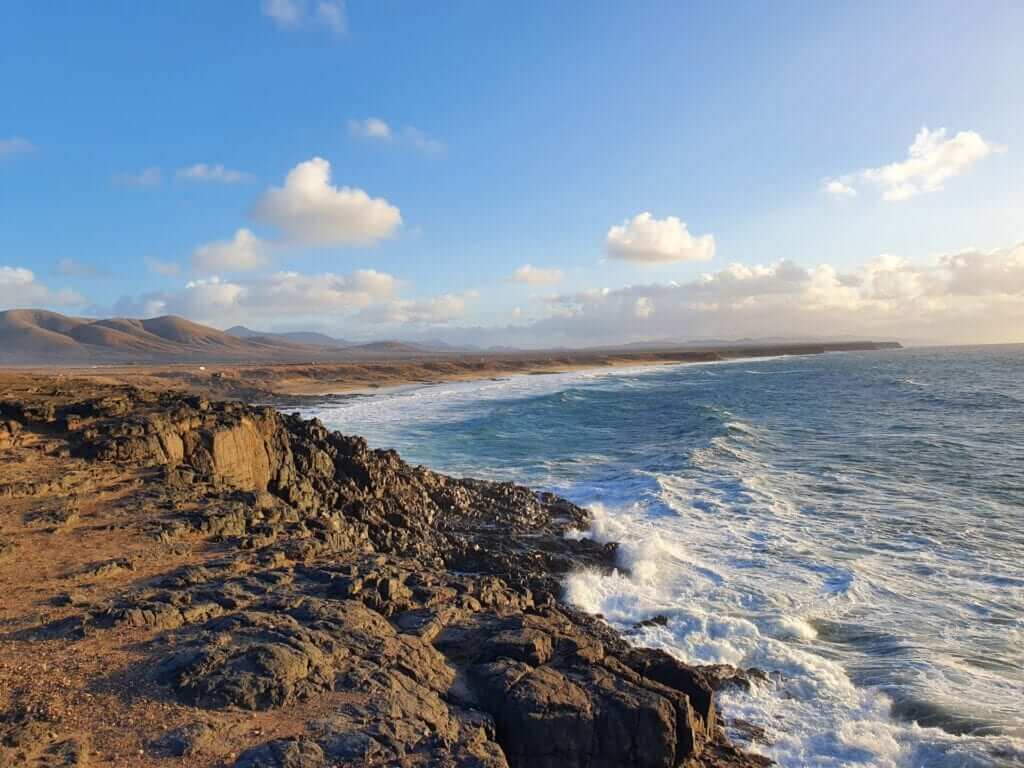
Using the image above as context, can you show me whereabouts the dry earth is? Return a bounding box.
[0,375,773,768]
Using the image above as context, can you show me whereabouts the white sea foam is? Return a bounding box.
[563,496,1024,767]
[306,350,1024,767]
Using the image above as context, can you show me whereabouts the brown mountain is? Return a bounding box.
[0,309,319,364]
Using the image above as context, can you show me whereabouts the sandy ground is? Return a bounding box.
[0,342,898,402]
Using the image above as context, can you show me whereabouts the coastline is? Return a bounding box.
[0,341,901,402]
[0,376,769,767]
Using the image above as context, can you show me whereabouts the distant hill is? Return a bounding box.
[226,326,353,348]
[343,340,427,356]
[225,325,485,356]
[0,310,481,365]
[0,309,324,364]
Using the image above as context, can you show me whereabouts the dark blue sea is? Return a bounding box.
[302,346,1024,767]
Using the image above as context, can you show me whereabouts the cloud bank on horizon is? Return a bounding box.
[1,3,1022,346]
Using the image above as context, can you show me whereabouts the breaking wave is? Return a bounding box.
[304,346,1024,767]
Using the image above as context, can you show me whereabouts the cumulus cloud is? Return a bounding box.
[824,179,857,198]
[253,157,401,246]
[111,268,470,330]
[177,163,252,184]
[247,269,399,314]
[0,266,84,309]
[0,137,35,157]
[113,167,161,188]
[191,228,268,274]
[515,241,1024,346]
[349,118,444,153]
[826,127,1003,202]
[355,290,477,326]
[606,213,715,264]
[101,242,1024,345]
[941,242,1024,296]
[262,0,346,35]
[508,264,563,286]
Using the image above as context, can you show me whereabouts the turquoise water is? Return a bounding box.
[302,347,1024,767]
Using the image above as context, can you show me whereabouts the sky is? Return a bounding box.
[1,1,1023,347]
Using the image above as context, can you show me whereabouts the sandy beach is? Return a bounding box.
[0,341,900,402]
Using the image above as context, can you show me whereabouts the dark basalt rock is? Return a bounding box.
[152,721,222,757]
[7,387,770,767]
[235,738,326,768]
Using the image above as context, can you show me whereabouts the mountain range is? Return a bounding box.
[0,309,903,365]
[0,310,459,364]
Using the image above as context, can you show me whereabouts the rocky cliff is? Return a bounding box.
[0,381,769,767]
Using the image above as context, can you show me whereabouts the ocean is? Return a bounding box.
[300,346,1024,767]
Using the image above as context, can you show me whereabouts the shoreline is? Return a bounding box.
[278,354,805,415]
[0,375,769,767]
[0,341,901,402]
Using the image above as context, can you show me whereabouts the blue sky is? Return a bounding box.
[2,1,1022,345]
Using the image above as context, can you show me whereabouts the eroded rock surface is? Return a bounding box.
[0,384,770,767]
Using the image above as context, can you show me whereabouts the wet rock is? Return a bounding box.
[699,664,771,692]
[729,718,769,744]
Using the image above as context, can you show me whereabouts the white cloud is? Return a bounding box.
[101,242,1024,345]
[350,118,442,154]
[177,163,252,184]
[113,295,169,318]
[941,242,1024,296]
[348,118,392,140]
[145,258,181,277]
[0,266,84,309]
[355,290,477,326]
[0,137,35,157]
[508,264,564,286]
[349,118,444,153]
[606,212,715,264]
[252,157,401,246]
[112,268,470,330]
[262,0,346,34]
[113,167,162,188]
[824,179,857,198]
[512,241,1024,346]
[826,127,1003,202]
[191,228,268,274]
[181,276,246,313]
[247,269,399,313]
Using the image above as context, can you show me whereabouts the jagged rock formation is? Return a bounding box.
[0,382,770,767]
